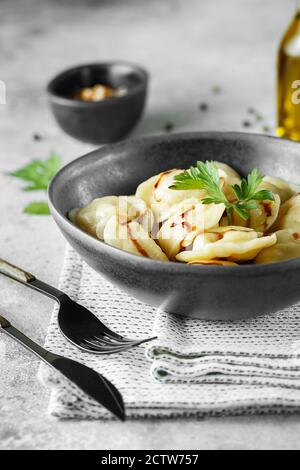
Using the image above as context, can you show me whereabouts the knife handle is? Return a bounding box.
[0,258,67,303]
[0,258,35,284]
[0,314,55,362]
[0,314,11,329]
[0,314,125,421]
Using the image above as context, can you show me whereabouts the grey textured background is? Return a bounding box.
[1,0,299,450]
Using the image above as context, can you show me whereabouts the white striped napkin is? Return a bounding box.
[39,245,300,419]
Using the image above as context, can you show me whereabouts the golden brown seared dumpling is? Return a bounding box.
[255,229,300,264]
[157,202,225,259]
[103,216,169,261]
[220,194,281,233]
[215,162,241,201]
[259,176,296,203]
[135,168,226,222]
[176,226,277,263]
[70,196,147,240]
[272,193,300,232]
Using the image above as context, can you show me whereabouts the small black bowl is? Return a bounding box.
[47,62,148,145]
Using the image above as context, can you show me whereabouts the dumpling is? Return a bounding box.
[157,202,225,259]
[104,216,169,261]
[70,196,147,240]
[136,169,206,221]
[220,194,281,233]
[135,174,159,206]
[248,194,280,232]
[272,193,300,232]
[188,259,239,266]
[136,207,155,235]
[255,229,300,264]
[136,168,227,222]
[215,162,241,201]
[69,196,118,238]
[136,169,204,205]
[117,196,147,223]
[259,176,296,203]
[176,226,277,263]
[152,197,201,224]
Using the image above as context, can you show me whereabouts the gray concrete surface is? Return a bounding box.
[0,0,300,450]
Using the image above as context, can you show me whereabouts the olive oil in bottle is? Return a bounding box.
[278,1,300,141]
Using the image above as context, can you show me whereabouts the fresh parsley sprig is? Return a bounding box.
[169,161,274,223]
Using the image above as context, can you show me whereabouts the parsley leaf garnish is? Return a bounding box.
[170,161,274,223]
[9,153,62,215]
[10,153,61,191]
[23,201,51,215]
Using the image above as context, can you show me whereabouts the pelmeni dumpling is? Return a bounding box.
[255,229,300,264]
[272,193,300,232]
[220,194,281,233]
[104,216,168,261]
[137,207,155,235]
[215,162,241,201]
[135,174,159,206]
[118,196,147,221]
[69,196,118,238]
[151,197,200,224]
[188,259,239,266]
[136,169,204,205]
[70,196,147,240]
[136,168,227,222]
[157,202,225,259]
[259,176,296,203]
[176,226,277,263]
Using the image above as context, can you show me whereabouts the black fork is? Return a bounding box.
[0,258,156,354]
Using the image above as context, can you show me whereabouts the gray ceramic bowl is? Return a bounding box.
[47,62,148,144]
[48,132,300,321]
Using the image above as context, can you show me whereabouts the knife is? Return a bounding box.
[0,314,125,421]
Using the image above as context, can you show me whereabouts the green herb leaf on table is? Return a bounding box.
[9,153,62,215]
[170,161,275,223]
[23,201,51,215]
[10,153,61,191]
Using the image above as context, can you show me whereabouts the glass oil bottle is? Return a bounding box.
[278,1,300,141]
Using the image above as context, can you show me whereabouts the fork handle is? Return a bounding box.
[0,258,35,283]
[0,258,67,303]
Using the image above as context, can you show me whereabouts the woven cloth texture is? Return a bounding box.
[39,245,300,419]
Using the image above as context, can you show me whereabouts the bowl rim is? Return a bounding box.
[47,61,149,107]
[48,130,300,275]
